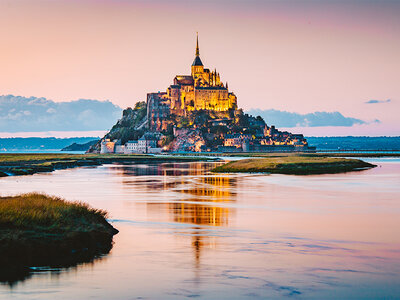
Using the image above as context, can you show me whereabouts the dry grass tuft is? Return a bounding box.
[0,193,108,231]
[212,156,376,175]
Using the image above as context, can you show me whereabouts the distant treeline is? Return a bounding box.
[0,137,99,151]
[307,136,400,150]
[1,136,399,152]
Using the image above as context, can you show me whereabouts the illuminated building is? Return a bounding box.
[147,34,238,130]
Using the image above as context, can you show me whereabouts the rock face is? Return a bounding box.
[88,36,311,153]
[90,97,310,153]
[88,102,147,153]
[168,128,206,152]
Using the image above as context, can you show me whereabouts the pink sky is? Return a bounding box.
[0,0,399,136]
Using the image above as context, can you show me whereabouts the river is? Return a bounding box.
[0,159,399,299]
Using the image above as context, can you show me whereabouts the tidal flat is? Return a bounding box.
[0,152,381,177]
[212,156,376,175]
[0,160,399,299]
[0,193,118,284]
[0,153,216,177]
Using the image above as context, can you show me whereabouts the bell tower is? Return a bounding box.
[191,33,204,78]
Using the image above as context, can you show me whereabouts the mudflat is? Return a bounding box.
[212,156,376,175]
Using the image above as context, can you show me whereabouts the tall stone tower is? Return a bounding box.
[191,33,204,77]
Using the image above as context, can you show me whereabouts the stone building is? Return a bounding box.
[224,134,252,148]
[100,139,115,154]
[114,140,125,154]
[125,140,138,153]
[138,133,159,153]
[147,92,171,131]
[147,34,238,131]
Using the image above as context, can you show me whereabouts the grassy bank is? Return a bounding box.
[0,193,118,283]
[0,153,216,177]
[158,152,400,158]
[212,156,376,175]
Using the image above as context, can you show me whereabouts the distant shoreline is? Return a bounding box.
[0,153,218,178]
[0,152,390,178]
[2,136,400,153]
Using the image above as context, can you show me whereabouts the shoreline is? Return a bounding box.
[0,193,118,284]
[212,156,377,175]
[0,152,389,178]
[0,153,218,177]
[167,152,400,158]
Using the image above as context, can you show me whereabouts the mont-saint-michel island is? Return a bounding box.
[89,35,313,155]
[1,1,399,299]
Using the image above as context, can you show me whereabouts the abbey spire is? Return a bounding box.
[192,33,203,69]
[195,32,200,56]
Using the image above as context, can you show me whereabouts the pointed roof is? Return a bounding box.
[192,56,203,66]
[192,32,203,66]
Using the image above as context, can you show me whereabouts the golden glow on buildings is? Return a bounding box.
[150,34,238,118]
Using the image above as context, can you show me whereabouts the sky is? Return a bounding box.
[0,0,399,136]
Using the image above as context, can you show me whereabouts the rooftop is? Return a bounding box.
[192,56,203,66]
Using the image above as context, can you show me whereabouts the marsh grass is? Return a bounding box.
[0,193,118,284]
[0,193,108,231]
[212,156,376,175]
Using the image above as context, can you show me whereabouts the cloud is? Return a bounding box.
[365,99,391,104]
[0,95,123,132]
[246,109,367,128]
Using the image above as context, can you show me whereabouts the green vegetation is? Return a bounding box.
[0,193,118,283]
[61,139,99,151]
[0,153,217,177]
[104,103,146,142]
[87,102,148,152]
[212,156,376,175]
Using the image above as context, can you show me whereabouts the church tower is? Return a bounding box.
[191,33,204,78]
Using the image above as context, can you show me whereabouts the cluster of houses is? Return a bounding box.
[219,125,312,152]
[99,124,313,154]
[100,133,162,154]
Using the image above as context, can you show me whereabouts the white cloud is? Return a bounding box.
[246,109,367,128]
[46,108,56,114]
[0,95,123,132]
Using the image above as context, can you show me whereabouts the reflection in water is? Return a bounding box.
[2,253,109,288]
[1,160,400,299]
[114,162,218,177]
[118,162,236,272]
[170,175,235,271]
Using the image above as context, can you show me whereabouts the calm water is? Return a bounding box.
[0,159,399,299]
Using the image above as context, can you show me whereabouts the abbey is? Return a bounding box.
[92,35,312,154]
[147,34,238,131]
[170,34,237,112]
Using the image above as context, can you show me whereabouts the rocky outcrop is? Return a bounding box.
[88,102,147,153]
[168,128,206,152]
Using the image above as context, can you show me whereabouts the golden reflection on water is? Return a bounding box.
[170,175,234,268]
[117,162,235,269]
[1,160,400,298]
